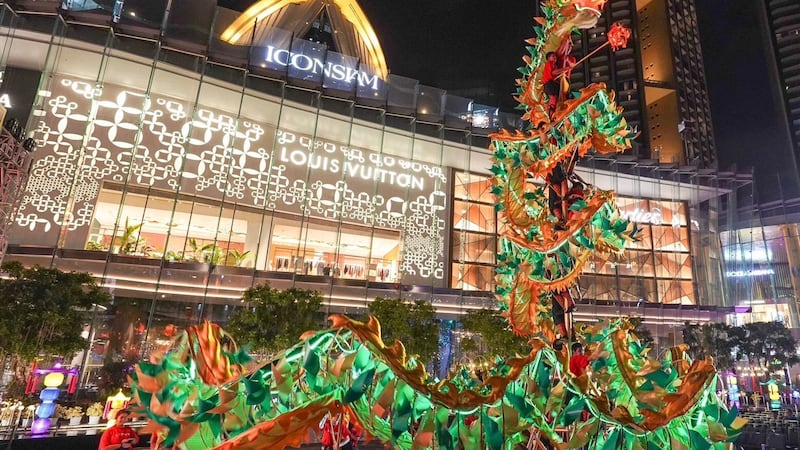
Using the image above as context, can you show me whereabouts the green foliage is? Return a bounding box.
[116,218,143,255]
[0,261,110,360]
[682,322,743,370]
[368,297,439,365]
[460,309,531,358]
[225,284,323,355]
[681,322,798,370]
[227,249,252,267]
[85,240,107,251]
[740,321,799,368]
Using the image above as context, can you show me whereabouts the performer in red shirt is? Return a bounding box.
[98,409,140,450]
[569,343,590,376]
[542,37,578,114]
[542,52,560,112]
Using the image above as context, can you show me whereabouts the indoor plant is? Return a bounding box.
[65,406,84,426]
[87,402,103,425]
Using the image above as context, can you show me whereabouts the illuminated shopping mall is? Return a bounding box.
[0,0,765,381]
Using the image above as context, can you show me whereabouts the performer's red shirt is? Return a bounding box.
[98,424,139,449]
[569,353,590,376]
[543,60,556,84]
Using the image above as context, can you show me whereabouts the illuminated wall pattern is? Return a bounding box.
[16,75,447,281]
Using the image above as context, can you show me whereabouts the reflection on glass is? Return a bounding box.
[267,219,400,282]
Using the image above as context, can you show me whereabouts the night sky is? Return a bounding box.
[217,0,795,202]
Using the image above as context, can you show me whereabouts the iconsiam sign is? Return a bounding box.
[131,1,746,449]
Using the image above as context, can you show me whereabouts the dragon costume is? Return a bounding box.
[131,1,746,449]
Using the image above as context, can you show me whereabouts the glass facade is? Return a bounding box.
[721,224,800,328]
[452,171,717,306]
[0,2,759,380]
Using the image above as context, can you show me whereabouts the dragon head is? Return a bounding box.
[572,0,607,13]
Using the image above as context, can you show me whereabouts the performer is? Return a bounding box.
[542,37,577,113]
[346,412,363,449]
[569,343,590,376]
[542,52,561,113]
[98,409,140,450]
[320,411,359,450]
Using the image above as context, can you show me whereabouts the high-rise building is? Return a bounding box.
[563,0,717,167]
[760,0,800,179]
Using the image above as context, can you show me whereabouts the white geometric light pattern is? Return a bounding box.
[17,76,447,281]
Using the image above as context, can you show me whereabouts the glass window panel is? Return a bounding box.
[226,208,262,269]
[618,250,656,277]
[386,74,418,112]
[453,200,495,233]
[118,0,167,28]
[287,38,326,86]
[454,232,496,265]
[653,200,687,227]
[453,172,493,203]
[654,252,693,279]
[162,0,215,47]
[444,94,471,129]
[368,227,403,284]
[452,263,494,292]
[182,202,226,262]
[95,297,153,362]
[322,51,359,93]
[213,203,243,267]
[161,197,193,260]
[131,192,176,258]
[417,85,444,120]
[651,225,690,252]
[618,197,650,225]
[21,71,101,247]
[657,279,695,305]
[471,104,497,130]
[580,275,617,302]
[618,277,657,303]
[268,217,307,274]
[626,225,652,250]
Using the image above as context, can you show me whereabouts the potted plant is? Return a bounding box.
[21,405,35,428]
[87,402,103,425]
[227,249,252,267]
[66,406,84,426]
[85,240,107,251]
[0,402,15,427]
[115,218,143,255]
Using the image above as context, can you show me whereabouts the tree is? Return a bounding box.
[627,317,654,349]
[460,309,531,359]
[682,322,743,371]
[368,298,439,365]
[739,321,798,369]
[225,284,323,355]
[0,261,110,390]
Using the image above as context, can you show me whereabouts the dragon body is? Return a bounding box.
[132,1,746,449]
